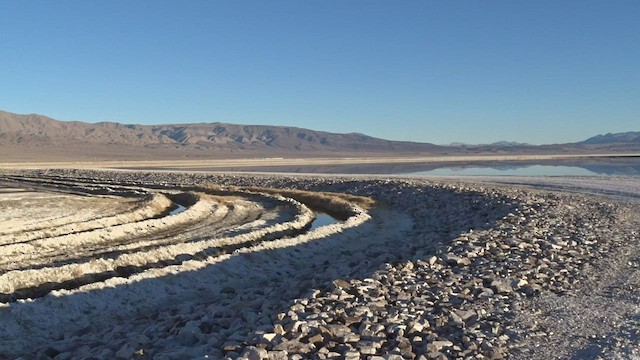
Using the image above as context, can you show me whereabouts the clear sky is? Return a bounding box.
[1,1,638,145]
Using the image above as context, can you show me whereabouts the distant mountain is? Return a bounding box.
[0,110,442,160]
[1,109,638,162]
[579,132,640,145]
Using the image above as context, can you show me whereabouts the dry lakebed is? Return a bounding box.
[0,169,639,359]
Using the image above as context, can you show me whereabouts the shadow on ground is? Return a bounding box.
[2,173,519,358]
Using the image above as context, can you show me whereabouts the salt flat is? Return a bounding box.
[0,169,638,359]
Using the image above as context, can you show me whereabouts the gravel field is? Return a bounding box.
[0,170,638,360]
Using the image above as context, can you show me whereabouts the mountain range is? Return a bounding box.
[579,132,640,145]
[0,110,638,161]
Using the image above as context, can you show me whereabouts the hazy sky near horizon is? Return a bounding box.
[1,1,638,145]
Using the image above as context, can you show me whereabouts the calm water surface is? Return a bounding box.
[309,213,339,230]
[404,164,606,177]
[125,157,640,177]
[359,158,640,177]
[168,204,187,216]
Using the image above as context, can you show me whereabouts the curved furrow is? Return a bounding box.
[0,192,140,236]
[0,193,172,245]
[1,175,151,195]
[0,194,316,301]
[0,173,372,313]
[10,196,274,273]
[2,191,295,274]
[0,193,212,272]
[0,193,369,309]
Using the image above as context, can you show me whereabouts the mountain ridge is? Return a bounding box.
[0,110,442,157]
[579,132,640,145]
[1,110,639,161]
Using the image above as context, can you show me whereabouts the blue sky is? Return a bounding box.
[1,1,638,145]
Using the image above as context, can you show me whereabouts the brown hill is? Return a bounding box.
[0,110,443,161]
[2,110,638,162]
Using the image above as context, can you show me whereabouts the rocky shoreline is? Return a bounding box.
[236,181,640,360]
[1,170,639,359]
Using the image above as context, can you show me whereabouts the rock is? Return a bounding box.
[359,344,378,355]
[456,309,477,322]
[177,325,202,346]
[307,334,324,344]
[383,354,404,360]
[268,350,289,360]
[511,278,528,289]
[490,280,513,294]
[222,342,242,352]
[262,333,278,343]
[274,340,312,354]
[478,287,495,299]
[221,286,237,295]
[115,343,136,359]
[333,279,352,289]
[274,324,286,335]
[407,320,427,334]
[444,253,472,266]
[522,283,542,296]
[426,340,453,352]
[241,346,267,360]
[426,351,448,360]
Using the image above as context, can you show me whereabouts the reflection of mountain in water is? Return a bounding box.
[455,159,640,176]
[451,159,640,176]
[579,164,640,176]
[154,157,640,176]
[444,159,640,176]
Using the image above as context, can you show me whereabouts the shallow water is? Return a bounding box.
[309,213,339,230]
[122,156,640,176]
[402,160,640,176]
[404,165,602,176]
[168,204,187,216]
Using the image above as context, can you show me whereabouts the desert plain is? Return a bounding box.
[0,162,639,360]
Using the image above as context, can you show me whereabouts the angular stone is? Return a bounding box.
[426,351,448,360]
[176,325,202,346]
[359,344,377,355]
[490,280,513,294]
[444,253,471,266]
[345,350,361,359]
[308,333,324,344]
[407,320,427,334]
[478,287,495,299]
[274,324,286,335]
[426,340,453,352]
[221,286,236,295]
[222,342,241,352]
[511,278,528,289]
[115,343,135,359]
[274,340,312,354]
[327,324,353,339]
[241,346,267,360]
[333,279,351,289]
[262,333,278,342]
[269,350,289,360]
[455,309,477,322]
